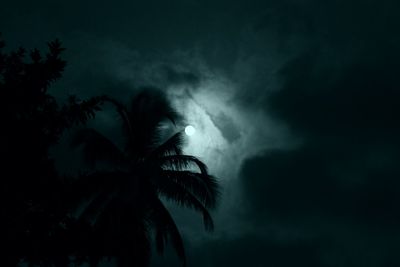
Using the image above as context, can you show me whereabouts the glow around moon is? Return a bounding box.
[169,75,283,182]
[185,125,196,136]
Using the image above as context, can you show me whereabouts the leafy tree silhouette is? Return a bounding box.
[1,35,103,266]
[71,90,220,266]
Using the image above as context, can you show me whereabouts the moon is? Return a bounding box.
[185,125,196,136]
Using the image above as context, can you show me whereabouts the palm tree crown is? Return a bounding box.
[72,89,220,266]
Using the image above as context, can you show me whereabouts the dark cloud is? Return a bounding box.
[234,0,400,111]
[160,64,200,87]
[153,234,323,267]
[255,0,400,49]
[238,75,400,264]
[241,146,400,223]
[267,52,400,140]
[236,0,400,264]
[191,235,322,267]
[209,112,241,143]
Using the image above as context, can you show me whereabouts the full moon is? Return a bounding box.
[185,125,196,136]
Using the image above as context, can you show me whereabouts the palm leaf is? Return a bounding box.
[79,189,115,223]
[100,95,134,141]
[158,155,208,174]
[154,177,214,231]
[129,89,182,127]
[150,198,186,266]
[149,131,185,158]
[159,170,219,209]
[73,171,123,222]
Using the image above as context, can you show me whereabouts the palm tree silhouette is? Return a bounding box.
[72,89,220,266]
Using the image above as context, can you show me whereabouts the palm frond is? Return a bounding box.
[159,170,220,209]
[73,171,123,221]
[129,89,182,127]
[100,95,134,143]
[155,178,214,231]
[150,198,186,266]
[71,128,126,166]
[79,188,115,223]
[125,90,184,156]
[149,131,185,158]
[158,155,208,174]
[99,198,152,267]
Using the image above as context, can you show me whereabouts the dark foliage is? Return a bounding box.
[1,35,103,266]
[72,90,220,266]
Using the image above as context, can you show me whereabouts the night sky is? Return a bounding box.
[2,0,400,266]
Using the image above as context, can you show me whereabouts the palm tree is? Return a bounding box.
[71,89,220,266]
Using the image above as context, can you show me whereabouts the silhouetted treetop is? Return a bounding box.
[1,36,103,266]
[72,89,220,266]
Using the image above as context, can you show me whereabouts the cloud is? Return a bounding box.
[266,52,400,139]
[236,1,400,262]
[208,111,241,143]
[241,146,400,224]
[190,235,322,267]
[153,234,323,267]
